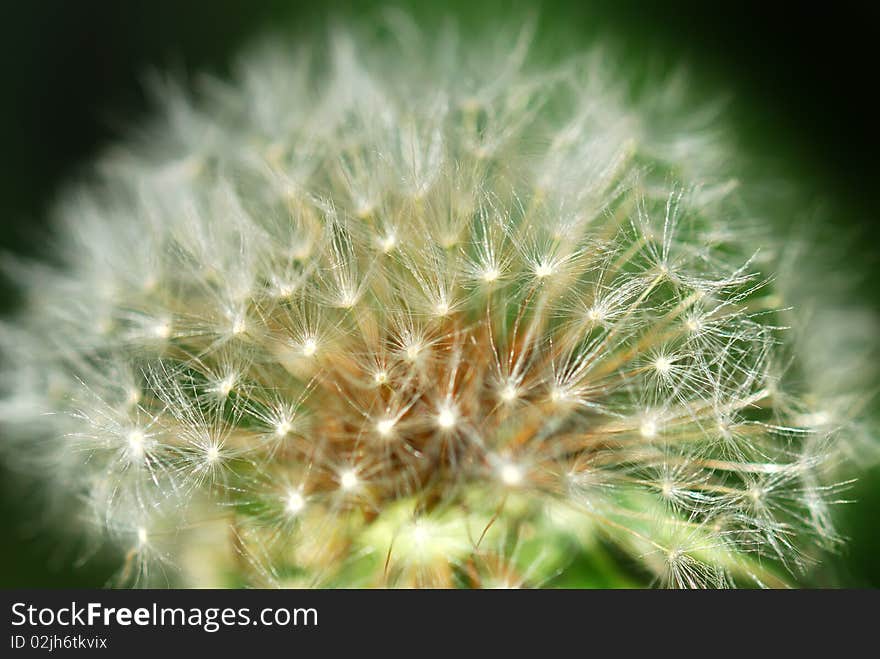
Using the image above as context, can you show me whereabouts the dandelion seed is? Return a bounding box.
[214,375,236,398]
[435,405,457,430]
[798,410,832,428]
[379,233,397,253]
[747,483,764,505]
[205,446,221,463]
[499,383,518,403]
[336,291,358,309]
[339,469,359,492]
[533,261,554,279]
[498,462,524,487]
[404,342,423,362]
[482,267,501,283]
[127,429,146,459]
[291,242,312,261]
[550,386,570,404]
[640,418,659,439]
[685,315,703,334]
[376,417,396,437]
[272,278,299,299]
[231,314,248,336]
[586,307,605,323]
[151,318,172,340]
[411,520,430,546]
[125,387,141,407]
[301,337,318,357]
[653,355,674,375]
[284,489,306,516]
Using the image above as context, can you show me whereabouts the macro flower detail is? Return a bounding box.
[0,19,854,588]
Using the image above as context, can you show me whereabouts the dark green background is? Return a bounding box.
[1,1,877,587]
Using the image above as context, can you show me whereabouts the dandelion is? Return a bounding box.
[0,15,868,588]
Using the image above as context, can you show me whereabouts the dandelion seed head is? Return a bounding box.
[0,15,864,589]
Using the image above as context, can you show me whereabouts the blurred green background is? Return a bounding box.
[0,0,877,587]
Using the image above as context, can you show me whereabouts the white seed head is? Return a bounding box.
[0,15,865,590]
